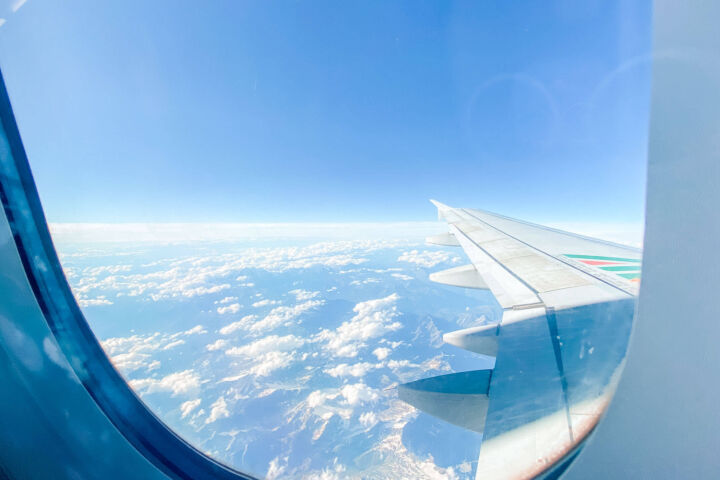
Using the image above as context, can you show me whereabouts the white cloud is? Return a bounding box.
[102,333,167,373]
[163,339,185,350]
[249,300,324,333]
[248,351,297,376]
[180,399,201,418]
[300,383,380,428]
[289,289,321,301]
[252,299,280,308]
[82,264,133,276]
[266,457,287,480]
[217,303,242,315]
[391,273,414,281]
[206,339,229,351]
[350,278,381,286]
[385,355,451,382]
[77,296,113,307]
[373,347,391,361]
[303,461,347,480]
[224,334,305,377]
[303,390,351,422]
[107,350,153,372]
[130,370,201,396]
[183,325,207,335]
[324,362,376,378]
[226,334,305,357]
[216,296,238,304]
[64,239,423,308]
[205,396,230,424]
[150,283,230,301]
[340,383,379,406]
[397,249,460,268]
[11,0,28,13]
[218,314,257,335]
[102,334,160,356]
[359,411,378,429]
[315,294,402,358]
[101,325,208,373]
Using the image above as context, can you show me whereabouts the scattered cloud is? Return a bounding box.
[289,289,321,301]
[60,235,475,478]
[77,296,113,307]
[130,370,201,396]
[102,327,204,373]
[11,0,28,13]
[391,273,414,281]
[252,299,281,308]
[183,325,207,335]
[163,339,185,350]
[373,347,391,361]
[315,294,402,357]
[398,249,461,268]
[66,239,417,305]
[226,334,305,357]
[324,362,377,378]
[350,278,381,286]
[218,314,257,335]
[267,457,287,480]
[303,460,347,480]
[249,300,324,333]
[180,399,201,418]
[248,351,297,376]
[206,339,229,351]
[359,411,378,429]
[216,296,239,304]
[340,383,379,406]
[205,396,230,424]
[225,334,306,377]
[217,303,242,315]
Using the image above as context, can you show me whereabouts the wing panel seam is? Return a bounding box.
[460,209,635,297]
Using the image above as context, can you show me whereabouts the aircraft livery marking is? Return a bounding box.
[563,254,641,282]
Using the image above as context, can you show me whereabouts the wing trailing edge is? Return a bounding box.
[425,232,460,246]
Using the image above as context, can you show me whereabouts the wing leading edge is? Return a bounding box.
[399,201,639,479]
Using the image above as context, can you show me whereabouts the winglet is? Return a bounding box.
[430,199,453,221]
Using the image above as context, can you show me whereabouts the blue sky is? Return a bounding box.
[0,1,652,224]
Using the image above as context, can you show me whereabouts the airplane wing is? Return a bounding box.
[399,201,640,479]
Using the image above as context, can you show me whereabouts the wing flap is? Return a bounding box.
[443,323,499,357]
[429,264,488,289]
[425,232,461,246]
[398,370,492,433]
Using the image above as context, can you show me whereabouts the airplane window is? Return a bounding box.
[0,1,651,479]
